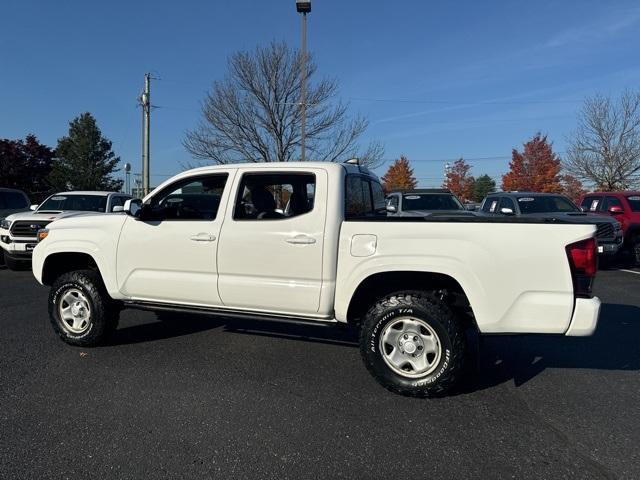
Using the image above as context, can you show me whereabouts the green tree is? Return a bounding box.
[49,113,123,191]
[472,174,496,202]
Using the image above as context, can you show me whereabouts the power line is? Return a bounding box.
[350,97,582,105]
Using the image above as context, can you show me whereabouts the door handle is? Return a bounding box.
[285,234,316,245]
[190,233,216,242]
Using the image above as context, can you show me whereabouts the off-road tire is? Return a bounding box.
[49,270,119,346]
[359,291,466,397]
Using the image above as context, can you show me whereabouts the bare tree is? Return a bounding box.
[565,90,640,190]
[183,41,383,167]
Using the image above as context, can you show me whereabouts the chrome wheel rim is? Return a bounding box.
[58,288,92,334]
[379,317,442,378]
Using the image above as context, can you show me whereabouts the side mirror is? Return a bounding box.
[112,206,124,213]
[500,207,514,215]
[30,204,38,211]
[123,198,142,217]
[608,205,623,214]
[386,204,397,213]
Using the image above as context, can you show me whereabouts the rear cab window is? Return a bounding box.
[345,175,385,219]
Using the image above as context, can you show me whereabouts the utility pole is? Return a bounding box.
[296,0,311,161]
[139,73,151,196]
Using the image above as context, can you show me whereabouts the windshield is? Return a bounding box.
[402,193,463,211]
[627,195,640,212]
[517,195,579,214]
[38,194,108,212]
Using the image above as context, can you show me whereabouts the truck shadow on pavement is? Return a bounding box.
[107,303,639,394]
[469,303,640,392]
[107,312,360,347]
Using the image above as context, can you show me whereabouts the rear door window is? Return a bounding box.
[233,172,315,220]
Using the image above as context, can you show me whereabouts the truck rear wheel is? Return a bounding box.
[359,291,465,397]
[48,270,119,346]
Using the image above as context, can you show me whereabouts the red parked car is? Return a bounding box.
[579,192,640,265]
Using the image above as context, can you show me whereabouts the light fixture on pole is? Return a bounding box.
[296,0,311,161]
[124,163,131,195]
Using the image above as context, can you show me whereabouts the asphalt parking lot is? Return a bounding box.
[1,266,639,479]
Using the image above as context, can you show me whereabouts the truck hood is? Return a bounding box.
[3,210,100,223]
[398,209,476,217]
[47,212,128,231]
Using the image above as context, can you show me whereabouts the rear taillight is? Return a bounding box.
[565,237,597,297]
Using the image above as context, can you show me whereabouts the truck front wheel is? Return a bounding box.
[48,270,119,346]
[359,291,466,397]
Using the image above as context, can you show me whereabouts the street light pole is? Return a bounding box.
[296,0,311,162]
[140,73,151,196]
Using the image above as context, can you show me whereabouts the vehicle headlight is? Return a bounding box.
[37,228,49,242]
[0,219,11,230]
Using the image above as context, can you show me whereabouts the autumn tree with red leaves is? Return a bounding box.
[502,134,563,193]
[443,158,475,201]
[381,156,417,193]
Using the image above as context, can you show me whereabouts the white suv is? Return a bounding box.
[1,191,131,270]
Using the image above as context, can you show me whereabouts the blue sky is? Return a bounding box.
[1,0,639,187]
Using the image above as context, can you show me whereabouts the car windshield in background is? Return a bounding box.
[402,194,463,211]
[627,195,640,212]
[517,196,579,214]
[38,195,108,212]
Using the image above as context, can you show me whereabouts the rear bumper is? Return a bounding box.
[565,296,601,336]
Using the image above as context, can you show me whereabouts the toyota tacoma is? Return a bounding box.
[32,162,601,397]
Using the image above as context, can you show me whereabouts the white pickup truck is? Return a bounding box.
[32,161,601,397]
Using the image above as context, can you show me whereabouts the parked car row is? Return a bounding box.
[0,189,131,270]
[385,188,640,265]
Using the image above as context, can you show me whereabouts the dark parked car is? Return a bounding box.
[385,189,476,217]
[0,188,30,221]
[480,192,623,256]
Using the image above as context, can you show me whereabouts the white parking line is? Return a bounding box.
[618,269,640,275]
